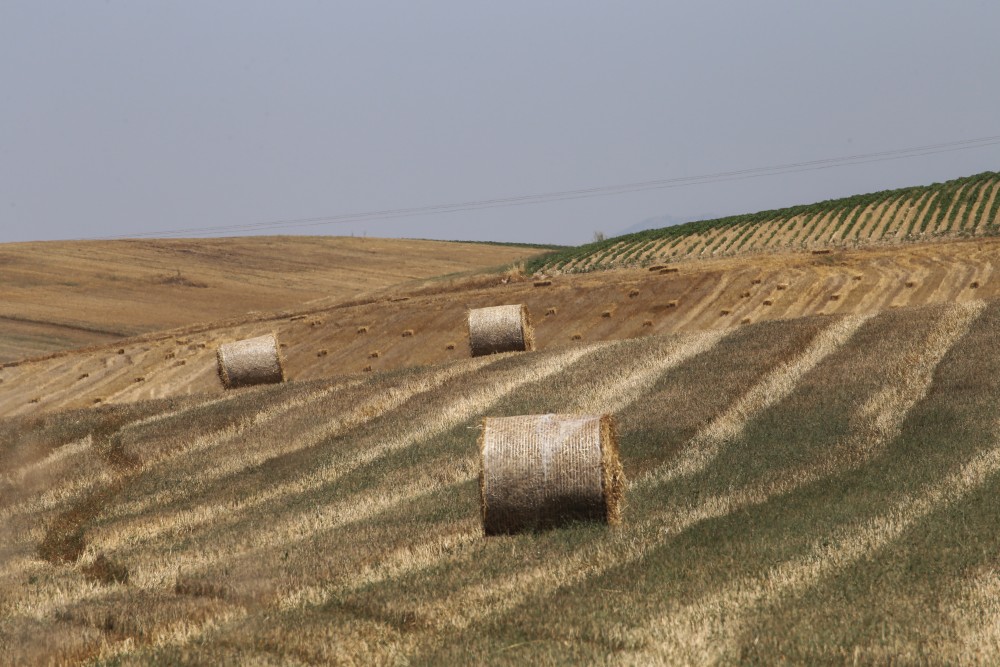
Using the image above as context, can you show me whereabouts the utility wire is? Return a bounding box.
[90,134,1000,240]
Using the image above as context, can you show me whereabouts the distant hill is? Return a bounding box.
[527,170,1000,274]
[0,236,544,362]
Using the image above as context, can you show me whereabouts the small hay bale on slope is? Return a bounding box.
[216,334,285,389]
[467,304,535,357]
[478,413,625,535]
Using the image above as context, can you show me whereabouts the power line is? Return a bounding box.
[89,134,1000,240]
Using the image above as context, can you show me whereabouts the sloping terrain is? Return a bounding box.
[527,170,1000,273]
[2,300,1000,664]
[1,236,996,418]
[0,236,544,363]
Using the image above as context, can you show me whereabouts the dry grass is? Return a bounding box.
[0,237,544,362]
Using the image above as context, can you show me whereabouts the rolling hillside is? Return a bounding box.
[0,236,545,363]
[1,236,995,419]
[528,170,1000,274]
[2,300,1000,664]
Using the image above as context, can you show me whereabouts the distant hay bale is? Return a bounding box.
[216,334,285,389]
[467,304,535,357]
[478,414,625,535]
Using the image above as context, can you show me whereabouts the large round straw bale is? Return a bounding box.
[467,304,534,357]
[479,413,624,535]
[216,334,285,389]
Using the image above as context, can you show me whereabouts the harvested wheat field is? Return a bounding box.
[3,235,1000,419]
[6,176,1000,664]
[2,298,1000,664]
[0,236,547,363]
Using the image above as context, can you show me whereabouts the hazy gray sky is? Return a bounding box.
[2,2,999,245]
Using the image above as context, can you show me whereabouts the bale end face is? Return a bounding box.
[216,334,286,389]
[467,304,535,357]
[479,413,624,535]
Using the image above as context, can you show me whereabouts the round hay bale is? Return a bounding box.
[478,414,625,535]
[216,334,285,389]
[467,304,534,357]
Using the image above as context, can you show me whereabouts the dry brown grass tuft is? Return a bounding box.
[81,553,130,585]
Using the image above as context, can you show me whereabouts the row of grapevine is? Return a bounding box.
[524,172,1000,275]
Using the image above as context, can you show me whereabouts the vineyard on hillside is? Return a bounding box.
[527,171,1000,274]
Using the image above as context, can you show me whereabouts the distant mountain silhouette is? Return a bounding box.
[615,212,722,236]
